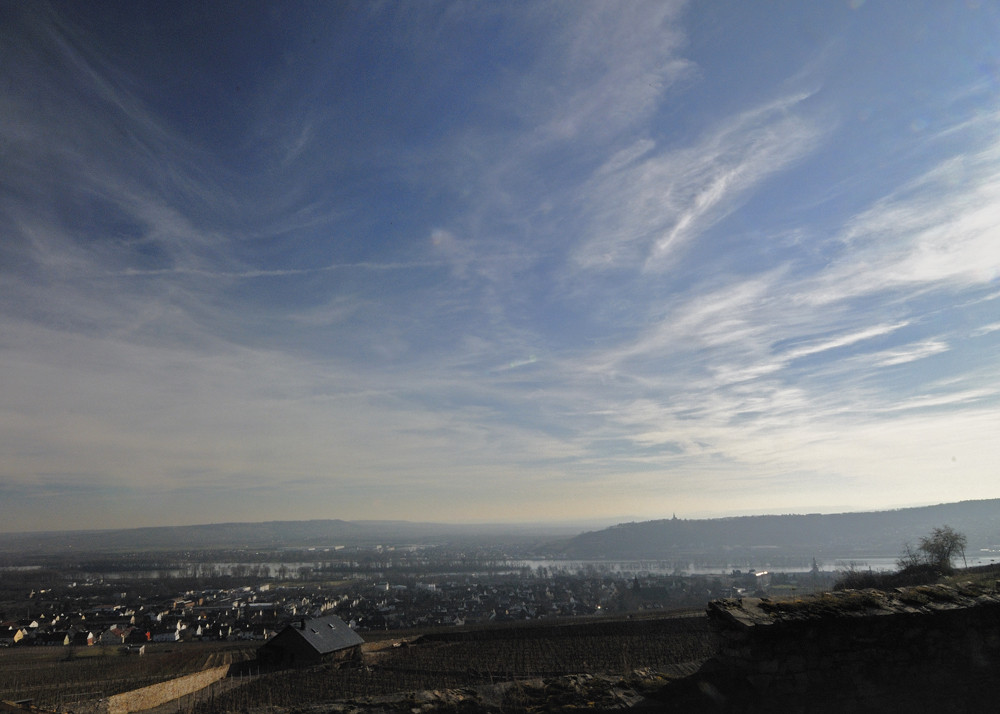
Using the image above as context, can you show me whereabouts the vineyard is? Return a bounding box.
[0,615,715,713]
[0,642,254,711]
[191,614,715,712]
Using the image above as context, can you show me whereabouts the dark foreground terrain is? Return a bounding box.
[0,642,252,711]
[212,614,713,712]
[1,612,715,713]
[7,569,1000,713]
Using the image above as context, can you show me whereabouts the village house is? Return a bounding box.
[258,614,363,667]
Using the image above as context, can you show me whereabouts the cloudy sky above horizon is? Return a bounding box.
[3,1,1000,533]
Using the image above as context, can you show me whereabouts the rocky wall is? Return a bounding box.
[698,584,1000,713]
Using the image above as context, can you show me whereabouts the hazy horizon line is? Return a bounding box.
[4,497,992,538]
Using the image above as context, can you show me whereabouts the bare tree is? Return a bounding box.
[918,525,967,571]
[896,526,967,576]
[896,542,923,571]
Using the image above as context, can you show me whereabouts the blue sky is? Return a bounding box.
[3,1,1000,533]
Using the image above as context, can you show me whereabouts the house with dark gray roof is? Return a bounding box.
[258,614,363,667]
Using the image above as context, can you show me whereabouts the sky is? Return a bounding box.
[3,1,1000,534]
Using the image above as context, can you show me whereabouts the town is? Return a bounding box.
[1,544,835,649]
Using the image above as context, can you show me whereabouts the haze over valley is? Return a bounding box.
[3,499,998,572]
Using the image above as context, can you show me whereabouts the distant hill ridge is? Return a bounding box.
[0,517,584,555]
[564,499,1000,560]
[2,499,997,559]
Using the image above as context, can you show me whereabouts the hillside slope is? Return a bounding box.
[564,499,1000,559]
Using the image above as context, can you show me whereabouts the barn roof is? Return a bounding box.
[278,614,363,654]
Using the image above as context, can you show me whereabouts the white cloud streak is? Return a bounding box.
[572,93,822,272]
[815,124,1000,301]
[866,340,950,367]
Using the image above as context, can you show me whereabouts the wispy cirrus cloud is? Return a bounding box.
[570,93,823,272]
[813,118,1000,303]
[971,322,1000,337]
[779,322,911,362]
[3,0,1000,531]
[116,261,443,279]
[865,340,950,368]
[521,1,692,145]
[543,100,1000,511]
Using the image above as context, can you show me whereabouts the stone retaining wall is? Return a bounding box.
[698,584,1000,713]
[101,665,230,714]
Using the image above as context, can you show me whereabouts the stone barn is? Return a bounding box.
[258,614,363,667]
